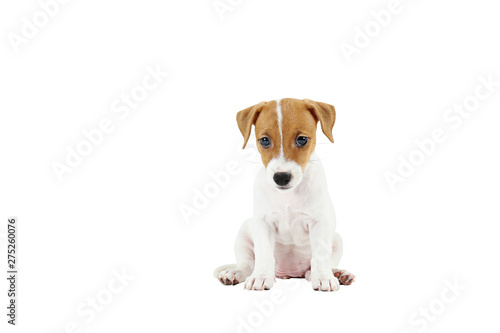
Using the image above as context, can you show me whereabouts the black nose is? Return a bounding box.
[273,172,292,186]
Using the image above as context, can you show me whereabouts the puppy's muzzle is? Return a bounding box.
[273,172,292,187]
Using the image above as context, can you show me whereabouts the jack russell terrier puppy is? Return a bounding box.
[214,98,355,291]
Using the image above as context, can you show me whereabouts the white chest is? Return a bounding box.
[267,203,313,246]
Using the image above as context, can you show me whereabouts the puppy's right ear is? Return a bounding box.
[236,101,266,149]
[303,99,336,143]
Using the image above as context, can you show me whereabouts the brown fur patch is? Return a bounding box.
[236,98,336,169]
[280,99,318,171]
[254,100,280,167]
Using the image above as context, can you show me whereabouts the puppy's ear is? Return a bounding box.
[236,101,266,149]
[304,99,336,143]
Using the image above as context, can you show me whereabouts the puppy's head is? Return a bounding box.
[236,98,336,191]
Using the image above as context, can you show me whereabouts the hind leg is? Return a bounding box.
[331,232,355,285]
[217,219,254,285]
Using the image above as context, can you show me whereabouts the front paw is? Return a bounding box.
[244,274,275,290]
[309,272,339,292]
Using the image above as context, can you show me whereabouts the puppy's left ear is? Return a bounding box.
[236,101,266,149]
[304,99,336,143]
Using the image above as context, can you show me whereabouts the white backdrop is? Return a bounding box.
[1,0,499,332]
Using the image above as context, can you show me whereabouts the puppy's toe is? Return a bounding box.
[333,269,356,285]
[244,275,275,290]
[310,273,340,292]
[218,269,244,286]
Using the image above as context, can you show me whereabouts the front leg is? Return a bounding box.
[244,219,276,290]
[308,220,339,292]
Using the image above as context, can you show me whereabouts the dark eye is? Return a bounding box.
[296,136,309,147]
[259,137,271,148]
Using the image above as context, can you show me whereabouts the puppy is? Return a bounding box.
[214,98,355,291]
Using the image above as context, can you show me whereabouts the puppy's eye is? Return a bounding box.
[259,137,271,148]
[296,136,309,147]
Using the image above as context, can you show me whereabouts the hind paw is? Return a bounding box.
[218,268,247,286]
[332,269,356,285]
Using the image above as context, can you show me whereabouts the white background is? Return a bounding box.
[1,0,500,332]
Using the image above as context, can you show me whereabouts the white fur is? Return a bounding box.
[266,99,303,191]
[276,98,283,157]
[215,101,354,291]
